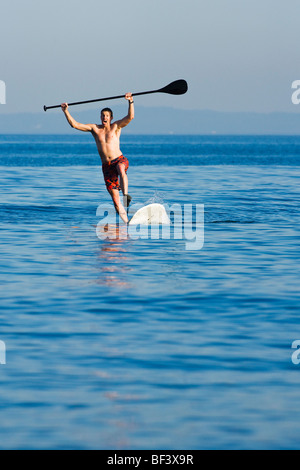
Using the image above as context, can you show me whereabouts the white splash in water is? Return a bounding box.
[144,190,166,205]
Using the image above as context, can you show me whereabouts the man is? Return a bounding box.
[61,93,134,223]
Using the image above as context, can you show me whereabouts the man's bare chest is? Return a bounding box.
[95,127,119,144]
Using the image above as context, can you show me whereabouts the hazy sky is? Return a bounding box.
[1,0,299,114]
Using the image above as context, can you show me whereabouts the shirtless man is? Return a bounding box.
[61,93,134,223]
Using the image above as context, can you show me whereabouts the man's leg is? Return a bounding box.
[109,188,128,224]
[117,163,131,207]
[116,163,128,194]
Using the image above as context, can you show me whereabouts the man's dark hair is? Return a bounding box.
[101,107,113,119]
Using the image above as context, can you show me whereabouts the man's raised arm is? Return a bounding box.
[61,103,94,132]
[116,93,135,129]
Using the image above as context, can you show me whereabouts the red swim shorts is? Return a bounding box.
[102,155,129,192]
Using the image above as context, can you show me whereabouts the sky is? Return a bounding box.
[1,0,300,114]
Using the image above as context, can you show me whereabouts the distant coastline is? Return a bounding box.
[0,106,300,135]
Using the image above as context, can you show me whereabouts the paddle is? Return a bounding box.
[43,79,188,111]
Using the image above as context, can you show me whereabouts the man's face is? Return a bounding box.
[101,111,112,126]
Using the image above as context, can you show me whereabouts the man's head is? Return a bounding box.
[101,107,113,125]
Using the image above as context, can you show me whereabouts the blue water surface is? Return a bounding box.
[0,134,299,449]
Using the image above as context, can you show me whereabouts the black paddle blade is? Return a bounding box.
[159,79,188,95]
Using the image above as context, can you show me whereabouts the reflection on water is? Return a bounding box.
[96,223,129,243]
[94,224,132,288]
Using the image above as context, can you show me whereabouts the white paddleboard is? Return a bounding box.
[129,203,170,225]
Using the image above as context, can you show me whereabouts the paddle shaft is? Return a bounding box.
[44,88,161,111]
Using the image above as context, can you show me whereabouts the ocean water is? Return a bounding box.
[0,134,299,450]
